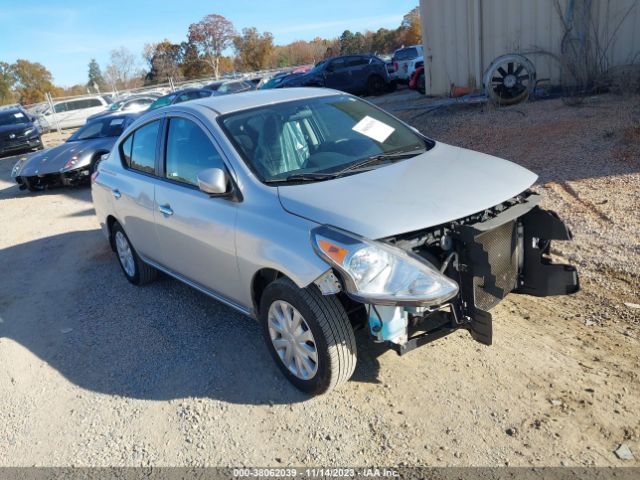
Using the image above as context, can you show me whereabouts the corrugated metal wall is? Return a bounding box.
[420,0,640,95]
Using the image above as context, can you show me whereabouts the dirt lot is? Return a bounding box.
[0,92,638,467]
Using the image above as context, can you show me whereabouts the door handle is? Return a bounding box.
[158,204,173,216]
[111,189,121,199]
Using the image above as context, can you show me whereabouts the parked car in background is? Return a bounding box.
[392,45,424,82]
[88,94,159,121]
[278,55,391,95]
[12,113,137,190]
[147,88,213,111]
[0,106,43,157]
[259,71,300,90]
[40,95,111,129]
[91,88,578,395]
[205,79,255,95]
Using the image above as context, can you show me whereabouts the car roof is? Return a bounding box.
[185,87,339,115]
[0,107,24,114]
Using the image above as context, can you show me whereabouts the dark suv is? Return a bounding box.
[278,55,391,95]
[0,106,43,157]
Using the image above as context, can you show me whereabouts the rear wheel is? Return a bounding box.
[259,278,357,395]
[111,222,157,285]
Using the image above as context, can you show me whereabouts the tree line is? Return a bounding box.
[0,7,420,106]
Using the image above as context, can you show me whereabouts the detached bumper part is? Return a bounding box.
[386,197,579,354]
[516,207,580,296]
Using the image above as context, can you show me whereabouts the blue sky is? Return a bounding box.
[0,1,417,87]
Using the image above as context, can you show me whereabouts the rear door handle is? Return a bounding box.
[158,204,173,216]
[112,189,121,199]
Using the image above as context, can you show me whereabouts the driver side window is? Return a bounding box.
[164,118,225,187]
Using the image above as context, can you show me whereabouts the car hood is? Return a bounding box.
[277,142,538,239]
[16,137,116,176]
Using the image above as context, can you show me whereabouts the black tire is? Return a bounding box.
[89,153,104,175]
[259,278,357,395]
[417,73,426,94]
[384,80,397,93]
[111,222,157,285]
[367,75,385,96]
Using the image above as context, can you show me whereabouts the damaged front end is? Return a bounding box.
[384,190,578,353]
[316,191,579,354]
[14,165,92,190]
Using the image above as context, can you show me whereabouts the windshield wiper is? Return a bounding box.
[265,172,338,184]
[332,148,426,177]
[268,148,426,185]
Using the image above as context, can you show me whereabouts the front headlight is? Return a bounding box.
[11,157,27,177]
[24,127,36,137]
[311,225,459,306]
[62,155,81,171]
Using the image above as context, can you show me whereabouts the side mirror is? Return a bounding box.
[197,167,229,196]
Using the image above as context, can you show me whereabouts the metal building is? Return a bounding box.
[419,0,640,96]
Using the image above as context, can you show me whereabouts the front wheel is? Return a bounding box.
[367,75,385,96]
[259,278,357,395]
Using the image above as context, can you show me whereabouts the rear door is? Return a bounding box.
[111,119,164,262]
[153,114,241,303]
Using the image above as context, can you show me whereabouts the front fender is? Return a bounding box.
[235,202,330,310]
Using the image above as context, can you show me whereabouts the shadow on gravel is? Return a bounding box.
[0,230,383,405]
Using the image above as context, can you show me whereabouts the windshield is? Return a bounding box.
[0,110,30,126]
[308,61,327,75]
[67,116,128,141]
[148,95,174,110]
[220,95,429,183]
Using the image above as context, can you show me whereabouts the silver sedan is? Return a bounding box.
[91,88,578,394]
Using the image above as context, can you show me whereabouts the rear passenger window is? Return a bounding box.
[347,57,369,67]
[120,121,160,174]
[86,98,103,107]
[164,118,224,186]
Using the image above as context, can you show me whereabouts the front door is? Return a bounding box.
[153,115,241,304]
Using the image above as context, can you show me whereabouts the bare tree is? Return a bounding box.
[104,47,138,89]
[187,14,236,79]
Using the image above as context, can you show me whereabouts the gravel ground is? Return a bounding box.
[0,93,638,467]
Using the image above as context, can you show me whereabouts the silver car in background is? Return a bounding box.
[92,88,579,395]
[13,113,136,190]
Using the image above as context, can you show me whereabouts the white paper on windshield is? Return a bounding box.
[352,115,394,143]
[14,112,24,118]
[110,118,124,125]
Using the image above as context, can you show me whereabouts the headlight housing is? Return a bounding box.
[311,225,459,306]
[11,157,27,177]
[24,127,36,137]
[62,155,81,171]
